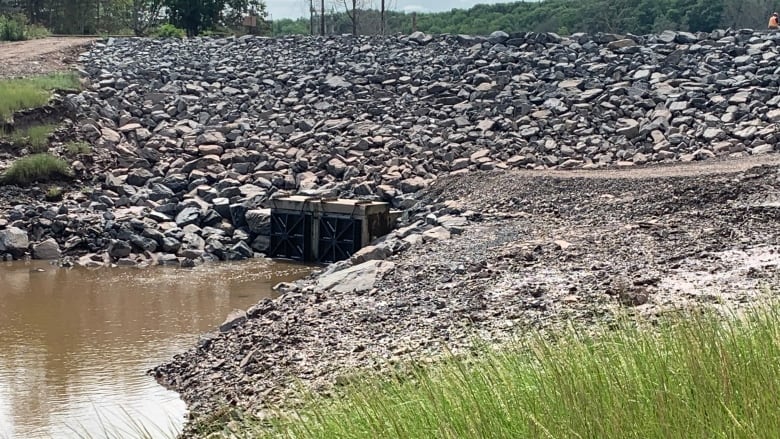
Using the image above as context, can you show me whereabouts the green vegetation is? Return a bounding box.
[198,307,780,438]
[153,23,185,38]
[0,0,266,37]
[1,153,71,185]
[0,12,48,41]
[65,140,92,156]
[4,123,57,153]
[163,0,266,36]
[275,0,764,36]
[0,13,24,40]
[0,0,774,37]
[0,73,80,121]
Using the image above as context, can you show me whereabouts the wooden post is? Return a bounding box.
[412,12,417,32]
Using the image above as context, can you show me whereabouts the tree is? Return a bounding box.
[343,0,356,35]
[163,0,265,36]
[722,0,771,29]
[130,0,164,36]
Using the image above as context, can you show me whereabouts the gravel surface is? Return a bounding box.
[0,37,95,78]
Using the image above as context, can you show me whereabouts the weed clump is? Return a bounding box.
[1,154,71,186]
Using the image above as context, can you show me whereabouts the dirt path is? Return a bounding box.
[0,37,95,78]
[509,153,780,180]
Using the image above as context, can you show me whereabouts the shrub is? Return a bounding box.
[0,14,49,41]
[0,14,26,41]
[25,23,50,39]
[1,154,71,186]
[155,23,185,38]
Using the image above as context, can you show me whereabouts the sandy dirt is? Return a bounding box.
[0,37,95,78]
[509,153,780,179]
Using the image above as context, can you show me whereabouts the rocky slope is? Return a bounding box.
[4,29,780,265]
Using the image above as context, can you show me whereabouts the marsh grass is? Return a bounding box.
[0,72,80,121]
[68,405,182,439]
[4,123,57,152]
[244,306,780,439]
[0,153,71,185]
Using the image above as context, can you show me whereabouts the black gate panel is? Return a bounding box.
[269,212,311,261]
[318,216,362,263]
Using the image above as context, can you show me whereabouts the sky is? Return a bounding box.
[266,0,520,20]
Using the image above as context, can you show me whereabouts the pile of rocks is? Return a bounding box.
[4,28,780,264]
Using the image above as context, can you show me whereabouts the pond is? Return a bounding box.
[0,258,312,439]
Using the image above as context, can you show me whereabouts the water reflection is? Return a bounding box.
[0,258,313,439]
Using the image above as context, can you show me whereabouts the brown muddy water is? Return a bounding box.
[0,258,314,439]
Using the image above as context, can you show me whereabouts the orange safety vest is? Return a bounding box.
[770,16,779,28]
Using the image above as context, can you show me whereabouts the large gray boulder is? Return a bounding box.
[32,238,61,260]
[0,227,29,258]
[316,260,395,293]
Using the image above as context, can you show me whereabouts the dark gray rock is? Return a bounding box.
[245,209,271,234]
[175,207,201,227]
[32,238,61,260]
[108,240,132,259]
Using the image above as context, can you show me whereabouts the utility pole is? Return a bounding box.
[380,0,385,35]
[320,0,325,35]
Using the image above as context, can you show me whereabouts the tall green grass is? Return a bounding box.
[0,153,71,185]
[237,307,780,439]
[4,123,57,152]
[0,72,80,121]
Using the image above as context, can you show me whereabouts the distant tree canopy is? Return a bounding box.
[272,0,774,37]
[0,0,774,36]
[0,0,266,35]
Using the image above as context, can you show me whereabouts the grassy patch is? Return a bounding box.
[1,153,71,185]
[65,140,92,156]
[4,123,57,152]
[227,307,780,439]
[0,72,81,121]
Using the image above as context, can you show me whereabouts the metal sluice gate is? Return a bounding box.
[268,196,397,263]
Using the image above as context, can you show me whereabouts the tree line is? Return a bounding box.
[274,0,775,37]
[0,0,776,38]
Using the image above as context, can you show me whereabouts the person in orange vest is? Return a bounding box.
[770,12,779,29]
